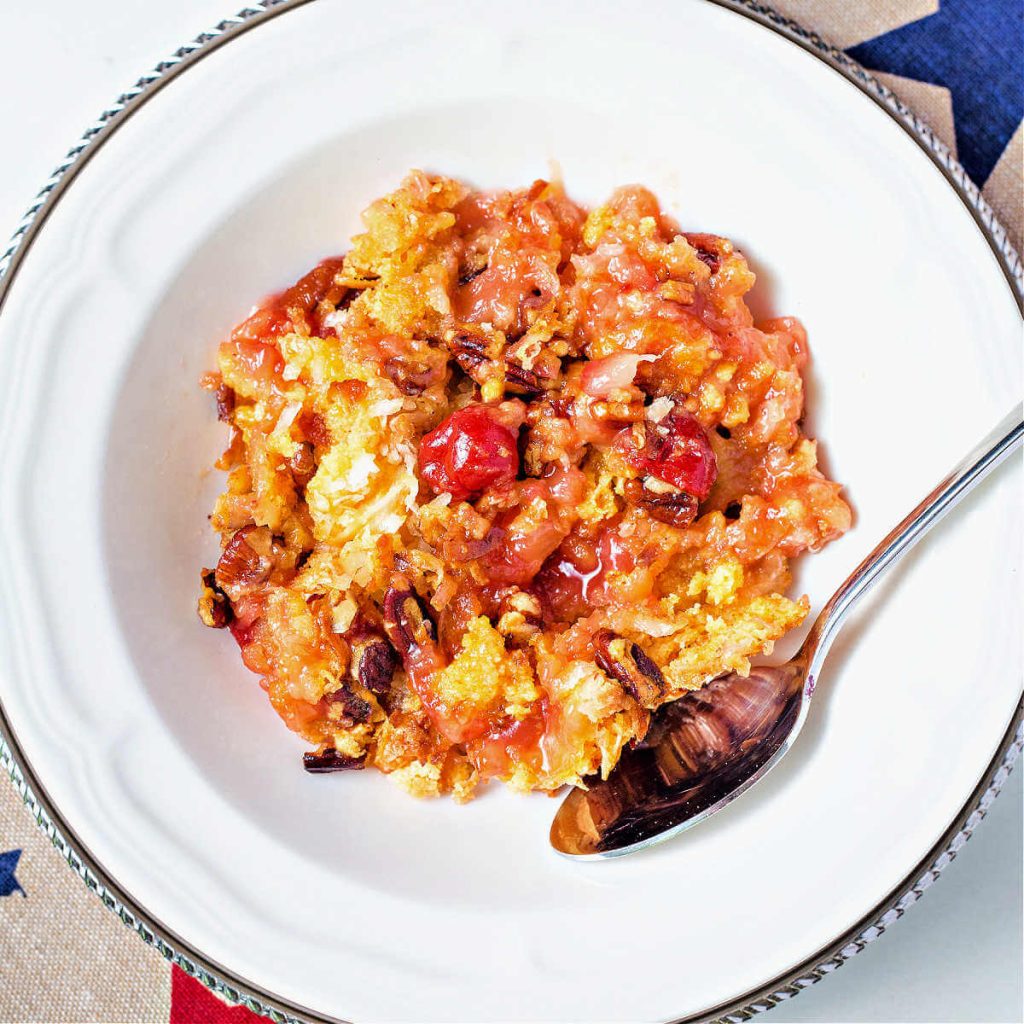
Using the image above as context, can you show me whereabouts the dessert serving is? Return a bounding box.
[197,172,851,800]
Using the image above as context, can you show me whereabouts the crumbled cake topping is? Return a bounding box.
[198,172,850,800]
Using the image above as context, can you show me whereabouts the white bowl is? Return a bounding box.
[0,2,1020,1021]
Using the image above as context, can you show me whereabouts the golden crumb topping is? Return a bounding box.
[198,172,850,799]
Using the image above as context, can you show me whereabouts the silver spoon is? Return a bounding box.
[551,405,1023,858]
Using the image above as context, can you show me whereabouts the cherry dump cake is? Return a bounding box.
[197,172,850,800]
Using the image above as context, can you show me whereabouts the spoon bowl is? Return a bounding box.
[551,663,806,857]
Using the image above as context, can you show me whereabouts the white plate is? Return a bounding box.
[0,2,1021,1022]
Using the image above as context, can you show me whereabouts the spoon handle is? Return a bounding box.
[804,404,1024,669]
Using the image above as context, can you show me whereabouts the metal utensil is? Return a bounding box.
[551,405,1024,858]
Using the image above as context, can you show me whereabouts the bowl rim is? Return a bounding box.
[0,2,1021,1023]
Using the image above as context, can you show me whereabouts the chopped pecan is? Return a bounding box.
[504,361,547,396]
[384,356,437,396]
[625,478,700,528]
[632,360,660,397]
[521,397,588,475]
[450,332,549,397]
[323,277,355,313]
[302,748,366,774]
[214,525,283,599]
[287,442,316,487]
[353,635,398,697]
[499,588,543,623]
[323,686,374,726]
[215,384,235,423]
[582,394,646,424]
[456,245,490,286]
[593,629,666,707]
[684,232,722,275]
[450,332,490,376]
[496,589,543,645]
[231,256,347,342]
[382,580,437,658]
[284,256,350,334]
[197,569,232,628]
[695,249,720,274]
[436,586,487,659]
[511,341,564,384]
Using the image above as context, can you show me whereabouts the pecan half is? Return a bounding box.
[302,748,367,774]
[593,629,666,707]
[197,569,232,628]
[625,478,700,528]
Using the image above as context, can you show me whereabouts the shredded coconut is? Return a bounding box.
[647,396,674,423]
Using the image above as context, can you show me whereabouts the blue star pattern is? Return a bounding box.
[848,0,1024,186]
[0,848,26,897]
